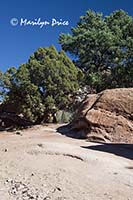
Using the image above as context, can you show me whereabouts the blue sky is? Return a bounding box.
[0,0,132,72]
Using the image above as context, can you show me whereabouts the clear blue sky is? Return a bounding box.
[0,0,132,72]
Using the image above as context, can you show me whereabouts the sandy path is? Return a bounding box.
[0,124,132,200]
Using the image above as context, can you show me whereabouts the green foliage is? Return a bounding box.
[55,110,73,123]
[59,9,133,91]
[1,46,82,122]
[61,111,72,123]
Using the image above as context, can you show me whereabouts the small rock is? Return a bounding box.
[37,144,43,148]
[16,131,23,136]
[31,173,34,176]
[44,196,51,200]
[113,172,118,175]
[56,187,61,191]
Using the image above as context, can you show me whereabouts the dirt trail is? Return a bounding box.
[0,124,132,200]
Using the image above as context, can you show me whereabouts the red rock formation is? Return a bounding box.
[71,88,133,143]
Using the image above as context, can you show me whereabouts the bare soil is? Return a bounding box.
[0,124,132,200]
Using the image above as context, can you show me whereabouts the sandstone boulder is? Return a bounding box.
[71,88,133,143]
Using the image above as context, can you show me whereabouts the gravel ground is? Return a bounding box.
[0,124,132,200]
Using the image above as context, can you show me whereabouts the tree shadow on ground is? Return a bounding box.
[0,125,33,132]
[0,112,33,132]
[81,144,133,160]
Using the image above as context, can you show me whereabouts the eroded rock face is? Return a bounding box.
[71,88,133,143]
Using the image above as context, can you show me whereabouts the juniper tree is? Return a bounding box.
[59,10,133,91]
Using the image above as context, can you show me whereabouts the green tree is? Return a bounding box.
[27,46,82,111]
[1,46,82,122]
[59,10,133,91]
